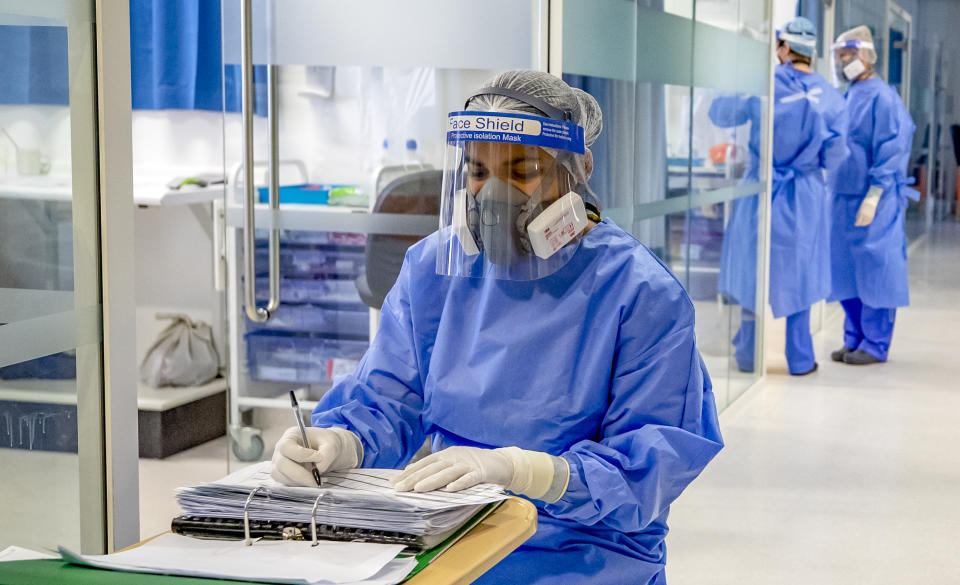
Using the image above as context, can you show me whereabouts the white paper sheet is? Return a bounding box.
[0,546,58,562]
[59,533,406,585]
[175,462,508,536]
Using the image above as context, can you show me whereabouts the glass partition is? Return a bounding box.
[0,1,107,552]
[561,0,773,410]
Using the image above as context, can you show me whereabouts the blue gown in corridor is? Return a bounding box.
[709,66,832,373]
[830,77,916,360]
[799,69,849,191]
[311,220,724,585]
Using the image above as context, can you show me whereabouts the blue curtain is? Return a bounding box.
[0,0,265,115]
[0,26,69,105]
[130,0,266,115]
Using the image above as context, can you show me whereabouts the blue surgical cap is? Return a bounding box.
[778,16,818,58]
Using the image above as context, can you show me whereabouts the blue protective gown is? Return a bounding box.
[708,68,835,372]
[312,219,723,585]
[709,94,763,314]
[767,64,832,319]
[799,70,849,191]
[830,76,916,308]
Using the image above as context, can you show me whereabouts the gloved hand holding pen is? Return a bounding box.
[270,426,363,487]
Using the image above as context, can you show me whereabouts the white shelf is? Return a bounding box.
[0,175,223,207]
[237,394,318,412]
[134,184,224,207]
[0,176,71,202]
[0,379,76,405]
[0,377,228,411]
[137,378,228,412]
[223,202,436,236]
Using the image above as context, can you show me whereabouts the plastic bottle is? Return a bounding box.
[404,139,420,166]
[369,138,396,202]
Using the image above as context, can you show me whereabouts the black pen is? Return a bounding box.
[289,391,323,486]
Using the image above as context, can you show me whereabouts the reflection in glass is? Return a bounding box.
[0,17,82,552]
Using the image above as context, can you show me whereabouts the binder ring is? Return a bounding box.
[310,494,324,547]
[243,486,267,546]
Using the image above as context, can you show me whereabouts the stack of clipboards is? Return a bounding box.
[169,461,510,581]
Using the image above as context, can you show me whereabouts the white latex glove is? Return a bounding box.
[855,186,883,227]
[270,426,363,487]
[392,445,570,503]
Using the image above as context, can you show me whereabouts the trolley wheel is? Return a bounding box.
[231,433,264,462]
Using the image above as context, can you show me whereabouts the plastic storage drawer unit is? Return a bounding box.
[245,332,369,384]
[255,277,364,306]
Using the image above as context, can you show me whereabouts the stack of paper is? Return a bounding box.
[175,462,509,536]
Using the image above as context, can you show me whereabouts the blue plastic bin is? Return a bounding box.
[256,184,360,205]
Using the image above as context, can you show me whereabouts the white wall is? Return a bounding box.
[0,105,71,175]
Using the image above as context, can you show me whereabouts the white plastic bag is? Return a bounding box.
[140,314,219,388]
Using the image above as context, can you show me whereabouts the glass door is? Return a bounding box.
[218,0,549,467]
[0,1,137,553]
[558,0,774,409]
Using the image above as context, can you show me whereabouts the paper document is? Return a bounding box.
[60,533,414,585]
[175,462,508,536]
[0,545,58,562]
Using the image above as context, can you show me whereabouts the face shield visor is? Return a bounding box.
[831,39,874,85]
[437,110,589,281]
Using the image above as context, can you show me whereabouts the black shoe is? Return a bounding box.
[843,350,882,365]
[791,362,819,376]
[831,347,853,362]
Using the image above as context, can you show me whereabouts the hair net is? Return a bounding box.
[465,71,603,206]
[835,25,877,64]
[779,17,818,58]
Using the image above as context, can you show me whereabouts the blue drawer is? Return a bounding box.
[255,277,364,307]
[254,248,365,278]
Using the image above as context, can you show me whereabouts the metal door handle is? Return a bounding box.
[240,0,279,322]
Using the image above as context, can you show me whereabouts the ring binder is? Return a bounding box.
[243,486,266,546]
[310,494,324,547]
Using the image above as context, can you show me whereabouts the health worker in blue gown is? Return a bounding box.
[709,17,837,375]
[829,26,917,365]
[270,71,723,585]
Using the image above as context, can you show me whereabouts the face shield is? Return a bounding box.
[437,110,590,281]
[831,40,874,85]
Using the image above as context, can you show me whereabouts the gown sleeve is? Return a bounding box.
[310,251,426,469]
[543,263,724,533]
[867,90,904,195]
[708,93,759,128]
[820,95,850,175]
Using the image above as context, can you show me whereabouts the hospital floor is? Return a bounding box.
[667,219,960,584]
